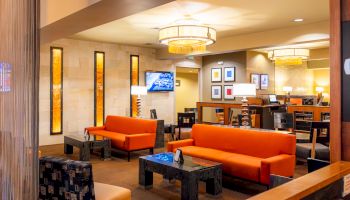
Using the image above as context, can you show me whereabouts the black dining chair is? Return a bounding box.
[296,121,330,161]
[150,109,176,141]
[274,112,294,131]
[177,112,195,140]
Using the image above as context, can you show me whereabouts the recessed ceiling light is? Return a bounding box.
[293,18,304,22]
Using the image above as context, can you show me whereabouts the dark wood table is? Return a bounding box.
[64,133,111,161]
[139,152,222,200]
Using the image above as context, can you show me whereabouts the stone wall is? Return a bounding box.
[39,38,175,146]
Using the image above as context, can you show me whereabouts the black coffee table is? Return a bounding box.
[64,133,111,161]
[139,152,222,200]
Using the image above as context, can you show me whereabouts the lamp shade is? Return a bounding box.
[316,87,324,93]
[131,86,147,96]
[282,86,293,92]
[232,83,256,97]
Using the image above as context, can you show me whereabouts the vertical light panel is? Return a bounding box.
[0,0,39,199]
[130,55,140,117]
[50,47,63,135]
[94,51,105,126]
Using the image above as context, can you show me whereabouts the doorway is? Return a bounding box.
[175,67,199,114]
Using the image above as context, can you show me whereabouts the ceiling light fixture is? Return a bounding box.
[293,18,304,22]
[159,18,216,54]
[268,48,310,65]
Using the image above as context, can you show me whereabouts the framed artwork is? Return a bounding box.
[211,85,222,100]
[176,80,181,86]
[251,73,260,90]
[224,85,235,100]
[224,67,235,82]
[260,74,269,90]
[211,68,222,82]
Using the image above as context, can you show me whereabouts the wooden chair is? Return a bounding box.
[296,122,330,161]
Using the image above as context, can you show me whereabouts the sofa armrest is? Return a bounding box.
[95,182,131,200]
[260,154,296,185]
[167,139,194,152]
[85,126,105,134]
[124,133,155,151]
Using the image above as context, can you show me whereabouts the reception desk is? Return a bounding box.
[196,102,285,128]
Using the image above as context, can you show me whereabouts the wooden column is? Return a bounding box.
[331,0,350,162]
[341,0,350,161]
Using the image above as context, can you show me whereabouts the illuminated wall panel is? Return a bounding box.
[130,55,139,117]
[50,47,63,135]
[94,51,105,126]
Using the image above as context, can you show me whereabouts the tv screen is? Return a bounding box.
[0,62,11,92]
[145,71,174,92]
[269,94,278,103]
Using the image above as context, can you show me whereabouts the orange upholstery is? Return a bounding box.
[85,116,157,151]
[167,124,296,185]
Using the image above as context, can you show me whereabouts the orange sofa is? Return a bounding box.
[167,124,296,185]
[85,116,157,161]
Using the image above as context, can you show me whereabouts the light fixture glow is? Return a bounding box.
[159,18,216,54]
[293,18,304,22]
[268,48,310,65]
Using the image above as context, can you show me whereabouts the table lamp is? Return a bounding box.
[316,86,324,105]
[283,86,293,104]
[131,86,147,117]
[232,83,256,127]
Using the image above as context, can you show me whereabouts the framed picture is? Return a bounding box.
[224,85,235,100]
[260,74,269,90]
[211,68,222,82]
[176,80,181,86]
[224,67,235,82]
[211,85,222,100]
[250,73,260,90]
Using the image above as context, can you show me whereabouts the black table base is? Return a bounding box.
[139,155,222,200]
[64,135,111,161]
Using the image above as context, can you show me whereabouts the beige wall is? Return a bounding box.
[39,38,175,146]
[246,51,275,95]
[175,72,199,114]
[274,47,330,102]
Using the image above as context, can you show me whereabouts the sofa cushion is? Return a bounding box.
[105,116,157,135]
[180,146,234,171]
[191,124,296,158]
[89,130,126,149]
[225,153,262,182]
[179,146,262,182]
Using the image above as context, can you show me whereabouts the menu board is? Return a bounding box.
[0,62,11,92]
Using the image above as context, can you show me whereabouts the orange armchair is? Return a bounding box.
[85,116,157,161]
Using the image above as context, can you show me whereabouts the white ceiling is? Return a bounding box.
[71,0,329,48]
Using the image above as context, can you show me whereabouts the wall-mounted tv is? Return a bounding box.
[0,62,11,93]
[145,71,174,92]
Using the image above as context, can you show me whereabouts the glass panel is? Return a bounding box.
[95,52,105,126]
[50,47,63,135]
[130,55,139,117]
